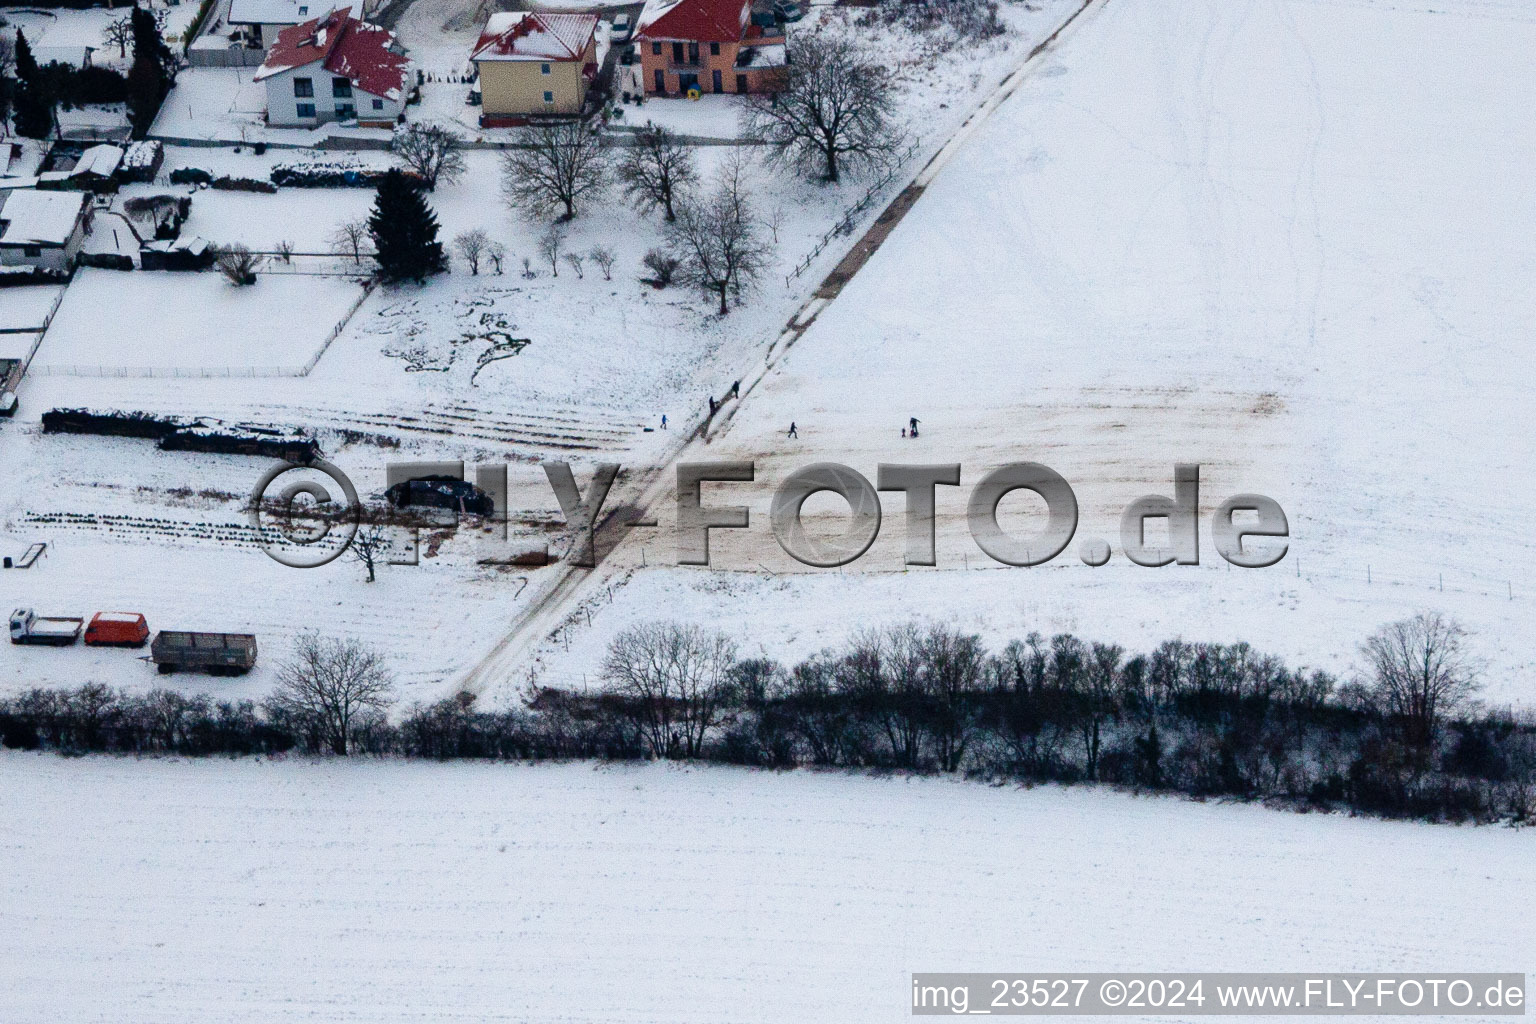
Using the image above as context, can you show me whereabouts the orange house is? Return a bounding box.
[633,0,786,97]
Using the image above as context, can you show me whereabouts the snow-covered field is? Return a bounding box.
[516,0,1536,705]
[1,753,1531,1024]
[35,271,367,374]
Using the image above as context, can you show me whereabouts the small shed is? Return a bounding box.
[140,236,214,271]
[0,190,91,274]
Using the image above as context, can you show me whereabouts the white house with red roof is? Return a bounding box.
[633,0,785,97]
[254,8,411,128]
[471,12,599,122]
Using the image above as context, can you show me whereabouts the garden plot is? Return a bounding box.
[32,270,368,374]
[517,0,1536,706]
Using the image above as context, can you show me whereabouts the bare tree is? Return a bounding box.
[588,244,615,280]
[616,123,697,221]
[486,240,507,275]
[500,121,609,221]
[214,244,261,285]
[453,228,490,274]
[603,621,737,758]
[267,634,394,755]
[350,522,387,582]
[1361,612,1482,745]
[665,162,772,314]
[538,222,566,276]
[103,15,133,58]
[743,32,897,182]
[274,239,295,264]
[123,193,181,232]
[330,218,372,264]
[562,252,584,278]
[391,122,467,190]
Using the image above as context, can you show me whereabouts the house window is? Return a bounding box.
[293,77,314,98]
[332,76,352,98]
[711,69,722,91]
[671,41,683,63]
[651,41,661,55]
[687,41,699,64]
[541,62,550,74]
[336,102,355,118]
[298,4,307,12]
[735,73,747,92]
[710,42,720,56]
[22,244,40,258]
[653,68,664,92]
[543,90,554,103]
[295,102,317,118]
[372,98,383,110]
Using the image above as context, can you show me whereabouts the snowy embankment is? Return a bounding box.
[518,0,1536,706]
[0,753,1531,1023]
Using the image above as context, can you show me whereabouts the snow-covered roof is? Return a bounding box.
[634,0,749,43]
[229,0,353,26]
[0,333,39,362]
[255,9,409,101]
[72,144,124,179]
[142,236,210,255]
[735,42,785,68]
[472,12,598,63]
[0,189,88,247]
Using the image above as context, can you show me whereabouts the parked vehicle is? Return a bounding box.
[773,1,804,22]
[150,631,258,675]
[84,611,150,648]
[385,476,496,517]
[610,12,632,41]
[9,607,84,646]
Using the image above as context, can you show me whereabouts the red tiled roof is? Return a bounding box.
[471,11,597,62]
[634,0,749,43]
[255,8,410,101]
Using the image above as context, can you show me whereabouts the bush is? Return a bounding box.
[169,167,213,185]
[76,252,135,271]
[211,175,278,194]
[642,247,679,286]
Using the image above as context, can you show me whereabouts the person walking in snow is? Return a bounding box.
[909,416,920,433]
[731,380,740,398]
[708,396,717,415]
[787,422,798,439]
[661,414,667,430]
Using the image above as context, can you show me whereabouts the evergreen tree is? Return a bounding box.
[14,29,39,85]
[368,169,448,283]
[126,5,172,137]
[11,30,52,140]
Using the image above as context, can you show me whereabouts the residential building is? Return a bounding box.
[228,0,370,49]
[254,9,410,128]
[471,12,599,122]
[633,0,787,97]
[0,189,90,274]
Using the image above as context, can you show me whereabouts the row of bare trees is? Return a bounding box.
[5,614,1520,823]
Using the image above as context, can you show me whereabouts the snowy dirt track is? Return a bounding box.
[518,0,1536,703]
[1,754,1531,1024]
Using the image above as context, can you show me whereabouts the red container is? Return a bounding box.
[84,612,149,648]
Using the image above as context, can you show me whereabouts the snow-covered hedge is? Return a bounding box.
[270,161,422,188]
